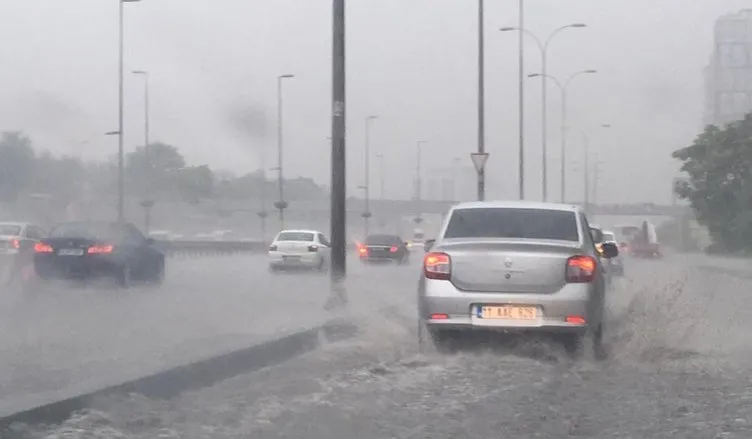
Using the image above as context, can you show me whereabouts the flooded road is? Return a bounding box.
[12,253,752,439]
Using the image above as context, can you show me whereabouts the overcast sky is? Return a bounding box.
[0,0,749,204]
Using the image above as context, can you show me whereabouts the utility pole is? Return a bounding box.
[415,140,428,222]
[330,0,347,283]
[275,74,295,229]
[363,115,377,237]
[582,131,590,212]
[517,0,525,200]
[477,0,486,201]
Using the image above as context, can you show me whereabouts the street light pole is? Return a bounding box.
[376,152,385,229]
[117,0,142,225]
[527,69,597,203]
[131,70,150,149]
[581,130,590,212]
[477,0,486,202]
[500,23,585,202]
[275,74,295,229]
[517,0,525,200]
[330,0,347,283]
[363,115,377,236]
[415,140,428,221]
[452,157,461,202]
[131,69,152,232]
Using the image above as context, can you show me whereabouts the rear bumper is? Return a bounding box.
[34,256,119,280]
[268,252,321,268]
[419,278,596,334]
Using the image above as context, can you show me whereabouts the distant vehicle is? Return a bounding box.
[409,228,426,248]
[33,221,165,288]
[418,201,618,357]
[268,229,331,272]
[601,230,625,276]
[0,222,46,285]
[628,221,661,258]
[357,234,410,265]
[614,224,641,253]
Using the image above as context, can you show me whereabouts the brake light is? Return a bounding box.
[9,239,20,249]
[566,315,586,325]
[430,313,449,320]
[358,244,368,256]
[307,245,319,252]
[566,255,596,283]
[269,244,278,251]
[424,252,450,280]
[389,246,398,253]
[34,242,53,253]
[88,244,114,254]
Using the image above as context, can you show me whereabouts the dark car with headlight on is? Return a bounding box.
[33,221,165,288]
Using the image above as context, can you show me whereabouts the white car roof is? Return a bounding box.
[450,200,582,213]
[277,229,321,234]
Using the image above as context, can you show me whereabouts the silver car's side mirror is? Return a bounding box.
[424,239,435,252]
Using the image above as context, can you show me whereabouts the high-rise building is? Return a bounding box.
[704,9,752,127]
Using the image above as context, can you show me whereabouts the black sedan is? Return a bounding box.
[357,234,410,265]
[33,221,165,288]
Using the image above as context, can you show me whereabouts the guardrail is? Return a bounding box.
[155,240,267,258]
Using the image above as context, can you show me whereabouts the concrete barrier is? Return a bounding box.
[0,319,358,430]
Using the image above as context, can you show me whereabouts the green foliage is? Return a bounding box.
[0,131,326,207]
[0,132,35,201]
[672,113,752,252]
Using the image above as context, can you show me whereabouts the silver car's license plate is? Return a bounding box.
[58,248,84,256]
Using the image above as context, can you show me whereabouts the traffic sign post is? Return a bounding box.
[470,152,489,201]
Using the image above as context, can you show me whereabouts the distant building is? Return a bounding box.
[704,9,752,127]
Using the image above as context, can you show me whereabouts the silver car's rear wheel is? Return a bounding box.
[562,324,605,360]
[428,329,460,354]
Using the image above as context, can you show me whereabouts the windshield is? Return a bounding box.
[444,208,579,241]
[276,232,315,242]
[49,222,121,241]
[0,225,22,236]
[365,234,403,245]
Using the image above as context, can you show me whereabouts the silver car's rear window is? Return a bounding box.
[277,232,315,242]
[444,208,579,241]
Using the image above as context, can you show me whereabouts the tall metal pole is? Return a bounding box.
[517,0,525,200]
[330,0,347,280]
[541,48,548,201]
[276,74,294,229]
[560,86,568,203]
[452,157,461,202]
[416,140,427,219]
[363,115,377,237]
[477,0,486,201]
[582,131,590,211]
[117,0,125,224]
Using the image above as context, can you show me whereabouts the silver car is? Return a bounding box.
[417,201,618,356]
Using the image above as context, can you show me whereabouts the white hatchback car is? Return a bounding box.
[268,229,331,272]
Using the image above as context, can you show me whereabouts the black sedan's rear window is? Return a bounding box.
[365,234,403,245]
[49,222,121,241]
[444,208,579,241]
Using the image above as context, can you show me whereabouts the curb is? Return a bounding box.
[0,319,358,430]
